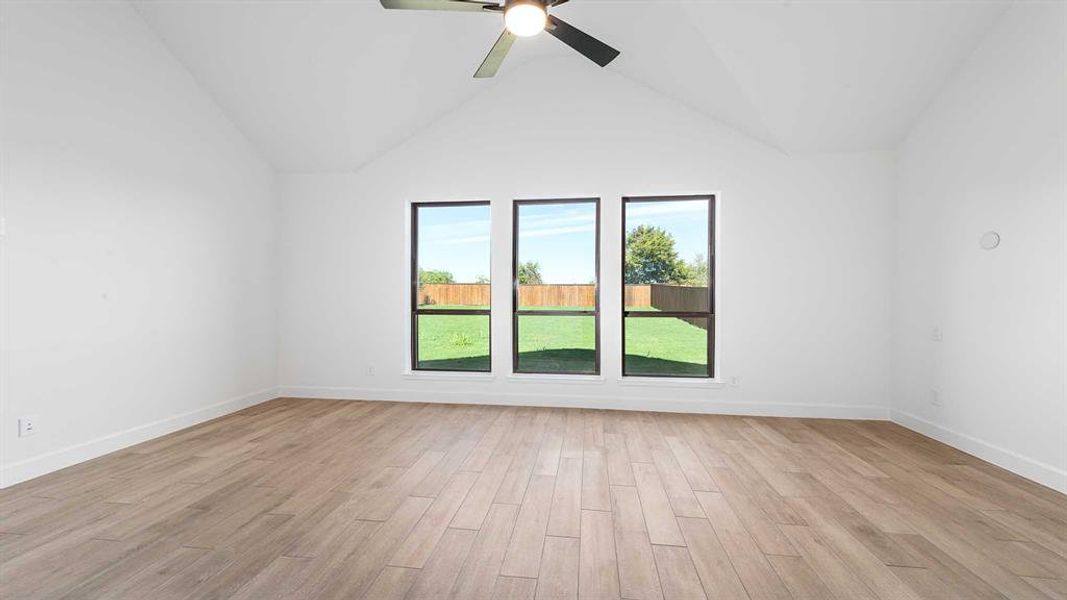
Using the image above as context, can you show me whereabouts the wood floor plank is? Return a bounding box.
[652,448,706,518]
[611,486,664,600]
[1021,576,1067,600]
[888,533,1012,600]
[537,536,579,600]
[495,440,541,505]
[726,491,798,557]
[390,470,478,568]
[462,411,515,472]
[696,491,792,600]
[605,432,636,486]
[786,497,922,600]
[359,451,446,521]
[408,527,477,599]
[780,524,879,600]
[666,436,719,492]
[547,457,583,538]
[309,495,432,599]
[676,516,749,599]
[766,554,837,600]
[633,462,685,546]
[501,475,556,578]
[579,510,620,599]
[652,544,707,600]
[229,556,312,600]
[493,576,538,600]
[534,428,564,477]
[582,448,612,512]
[451,453,514,530]
[364,566,418,599]
[452,503,520,600]
[561,411,585,461]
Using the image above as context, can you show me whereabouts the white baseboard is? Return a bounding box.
[0,387,278,489]
[277,385,891,420]
[8,386,1058,497]
[891,409,1067,495]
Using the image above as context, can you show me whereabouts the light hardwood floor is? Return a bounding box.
[2,398,1065,599]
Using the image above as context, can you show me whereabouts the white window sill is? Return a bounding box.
[507,373,607,385]
[403,370,496,382]
[617,376,727,389]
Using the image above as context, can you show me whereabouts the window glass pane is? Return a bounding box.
[516,202,597,311]
[417,204,491,309]
[624,199,709,312]
[516,315,596,374]
[416,314,490,371]
[624,316,708,377]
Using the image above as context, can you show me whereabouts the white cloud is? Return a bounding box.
[518,224,595,239]
[626,200,707,219]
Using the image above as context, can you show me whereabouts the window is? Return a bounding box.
[513,199,600,375]
[411,201,492,372]
[622,195,715,378]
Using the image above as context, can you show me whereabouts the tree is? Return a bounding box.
[419,268,454,284]
[517,261,543,284]
[475,275,490,284]
[624,225,688,284]
[682,253,709,286]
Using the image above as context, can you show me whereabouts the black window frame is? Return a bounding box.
[410,200,493,373]
[621,194,716,379]
[512,198,601,376]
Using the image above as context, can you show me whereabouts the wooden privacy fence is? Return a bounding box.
[419,283,709,319]
[649,284,710,313]
[418,283,490,307]
[518,285,595,308]
[419,283,602,307]
[649,284,710,329]
[624,285,650,307]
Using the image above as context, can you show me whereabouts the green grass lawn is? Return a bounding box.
[623,316,709,376]
[415,311,708,376]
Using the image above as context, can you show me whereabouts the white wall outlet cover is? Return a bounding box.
[979,231,1001,250]
[18,415,39,437]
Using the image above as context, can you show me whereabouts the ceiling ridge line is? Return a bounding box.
[674,2,786,154]
[128,0,281,174]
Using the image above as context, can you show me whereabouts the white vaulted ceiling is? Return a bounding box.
[133,0,1010,172]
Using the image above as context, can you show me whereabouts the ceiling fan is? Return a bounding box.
[380,0,620,78]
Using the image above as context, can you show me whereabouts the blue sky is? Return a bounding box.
[517,203,598,284]
[417,204,492,282]
[625,199,709,269]
[417,200,708,283]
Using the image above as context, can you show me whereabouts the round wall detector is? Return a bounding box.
[979,231,1001,250]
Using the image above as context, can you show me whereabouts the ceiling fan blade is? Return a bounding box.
[546,15,620,67]
[380,0,500,12]
[474,29,516,78]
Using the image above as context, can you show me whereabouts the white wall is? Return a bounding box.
[0,1,279,487]
[6,1,1056,495]
[892,2,1066,492]
[277,58,895,418]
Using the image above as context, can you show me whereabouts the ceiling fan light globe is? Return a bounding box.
[504,3,546,37]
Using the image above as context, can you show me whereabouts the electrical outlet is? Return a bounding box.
[729,376,741,387]
[366,366,375,376]
[930,388,942,408]
[18,415,39,437]
[930,327,943,342]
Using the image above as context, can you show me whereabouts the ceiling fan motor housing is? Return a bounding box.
[505,0,547,11]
